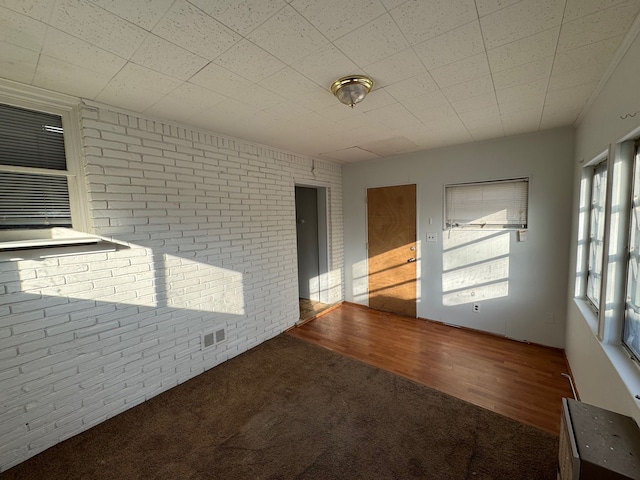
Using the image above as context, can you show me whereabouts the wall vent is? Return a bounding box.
[215,329,225,343]
[203,332,214,348]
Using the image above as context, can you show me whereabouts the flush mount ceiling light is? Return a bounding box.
[331,75,373,108]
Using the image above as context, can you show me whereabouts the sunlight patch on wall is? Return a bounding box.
[442,231,510,306]
[352,259,368,302]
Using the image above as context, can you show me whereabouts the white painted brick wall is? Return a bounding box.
[0,102,343,472]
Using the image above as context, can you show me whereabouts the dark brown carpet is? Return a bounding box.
[2,334,558,479]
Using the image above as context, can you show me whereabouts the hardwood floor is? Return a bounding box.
[287,302,575,435]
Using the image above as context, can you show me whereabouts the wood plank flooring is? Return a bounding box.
[287,302,574,435]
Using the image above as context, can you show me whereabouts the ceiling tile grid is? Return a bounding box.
[0,0,639,162]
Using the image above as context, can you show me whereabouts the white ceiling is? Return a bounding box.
[1,0,640,163]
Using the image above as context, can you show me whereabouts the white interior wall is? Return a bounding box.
[343,127,574,348]
[566,29,640,422]
[0,98,344,472]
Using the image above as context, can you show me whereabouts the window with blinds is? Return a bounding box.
[0,103,72,229]
[444,178,529,230]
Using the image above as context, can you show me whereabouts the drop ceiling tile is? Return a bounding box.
[496,78,547,113]
[412,103,458,123]
[213,39,286,83]
[547,64,606,91]
[441,75,495,102]
[379,0,410,10]
[552,35,623,73]
[500,106,543,135]
[0,41,38,83]
[168,83,227,108]
[358,136,420,157]
[468,126,506,141]
[144,95,210,124]
[544,83,596,110]
[0,0,55,22]
[557,2,640,52]
[261,67,335,111]
[421,115,472,140]
[130,34,209,81]
[247,5,327,65]
[413,20,485,71]
[363,48,427,87]
[475,0,521,17]
[152,1,241,61]
[189,0,286,36]
[430,52,491,89]
[41,28,127,77]
[458,105,501,125]
[235,85,284,110]
[189,98,260,126]
[333,14,409,66]
[88,0,175,30]
[189,64,255,98]
[401,90,450,114]
[487,26,559,72]
[0,6,47,52]
[383,73,439,101]
[33,55,112,98]
[99,63,182,97]
[463,117,504,140]
[539,109,579,130]
[262,101,311,121]
[316,103,367,121]
[492,56,553,90]
[291,0,387,41]
[563,0,632,22]
[286,111,334,131]
[319,147,381,163]
[355,89,398,112]
[365,102,417,120]
[50,0,147,58]
[291,44,359,89]
[449,92,498,114]
[480,0,565,49]
[390,0,478,45]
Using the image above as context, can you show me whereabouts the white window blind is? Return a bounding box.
[445,178,529,229]
[0,103,72,229]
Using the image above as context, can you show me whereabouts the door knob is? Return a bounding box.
[407,257,416,263]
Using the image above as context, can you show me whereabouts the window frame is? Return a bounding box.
[443,177,530,231]
[0,81,92,246]
[623,140,640,362]
[585,158,609,312]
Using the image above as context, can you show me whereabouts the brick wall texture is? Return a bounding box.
[0,103,344,471]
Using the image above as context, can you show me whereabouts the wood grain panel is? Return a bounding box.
[287,302,575,435]
[367,184,417,317]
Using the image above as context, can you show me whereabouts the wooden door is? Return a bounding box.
[367,184,417,317]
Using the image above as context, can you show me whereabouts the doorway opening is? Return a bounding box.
[295,185,331,322]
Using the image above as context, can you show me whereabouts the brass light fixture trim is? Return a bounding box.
[331,75,374,108]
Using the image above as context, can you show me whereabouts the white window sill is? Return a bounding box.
[574,297,600,334]
[0,228,122,262]
[574,297,640,411]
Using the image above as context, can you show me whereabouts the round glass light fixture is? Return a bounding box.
[331,75,374,108]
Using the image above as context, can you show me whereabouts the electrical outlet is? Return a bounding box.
[426,233,437,242]
[472,303,480,313]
